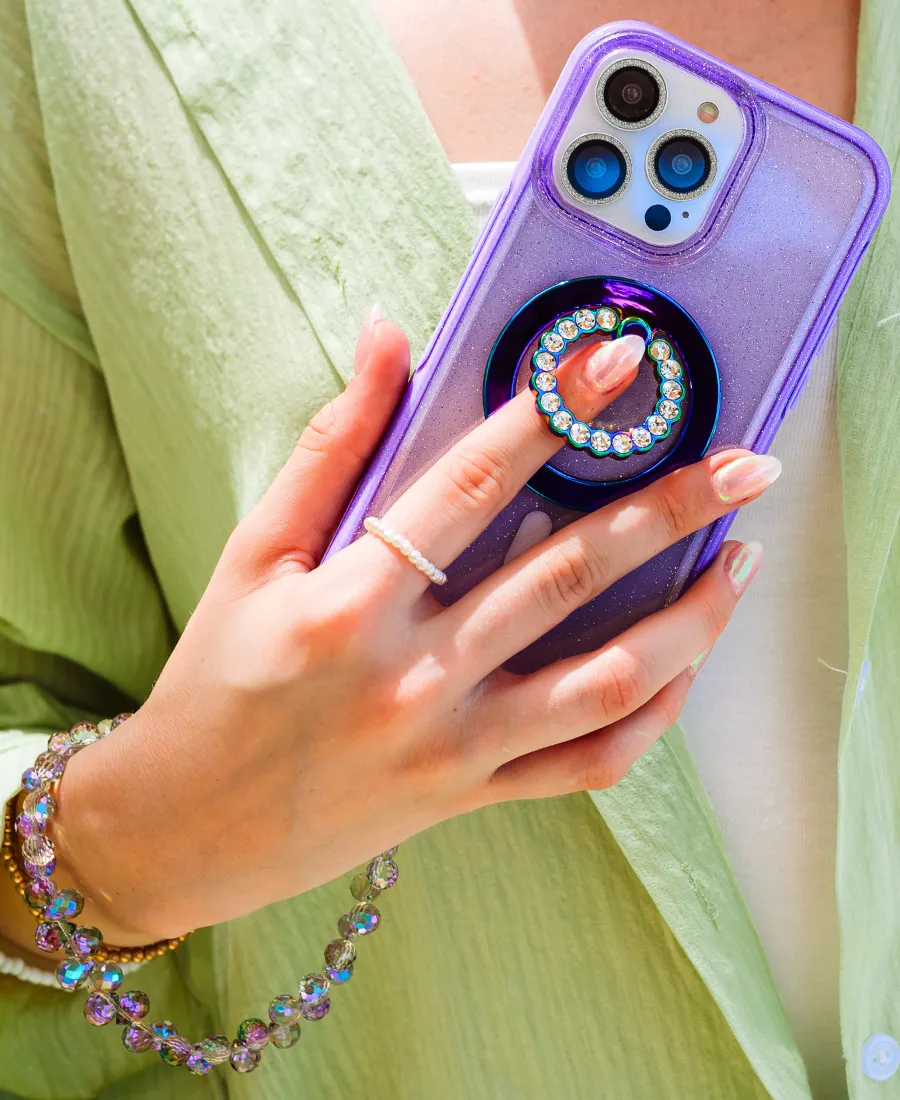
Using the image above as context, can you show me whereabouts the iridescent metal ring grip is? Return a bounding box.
[530,306,685,459]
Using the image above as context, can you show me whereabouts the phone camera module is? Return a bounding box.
[561,135,631,204]
[648,130,717,200]
[597,60,666,129]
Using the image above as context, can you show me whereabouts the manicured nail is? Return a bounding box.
[689,646,712,677]
[586,334,645,393]
[725,540,763,596]
[353,303,382,373]
[712,454,782,505]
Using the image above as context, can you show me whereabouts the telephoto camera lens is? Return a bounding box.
[565,138,629,202]
[603,65,661,124]
[653,135,712,194]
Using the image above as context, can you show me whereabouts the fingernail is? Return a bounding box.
[725,540,763,596]
[689,646,712,677]
[354,303,382,374]
[586,334,645,393]
[712,454,782,505]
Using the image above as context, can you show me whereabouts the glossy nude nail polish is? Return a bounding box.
[712,454,782,505]
[585,334,645,393]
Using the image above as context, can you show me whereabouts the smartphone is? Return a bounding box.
[328,20,890,673]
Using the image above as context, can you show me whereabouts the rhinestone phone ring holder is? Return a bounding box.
[531,304,685,458]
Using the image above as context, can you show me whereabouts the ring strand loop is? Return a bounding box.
[4,717,400,1075]
[364,516,448,585]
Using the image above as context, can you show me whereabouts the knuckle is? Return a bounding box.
[445,446,512,516]
[533,540,602,617]
[698,590,730,638]
[580,751,626,792]
[299,404,339,454]
[653,483,693,543]
[657,683,687,729]
[599,650,648,718]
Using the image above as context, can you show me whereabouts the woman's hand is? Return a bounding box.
[57,312,779,944]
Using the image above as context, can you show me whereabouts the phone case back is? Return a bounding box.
[329,23,889,673]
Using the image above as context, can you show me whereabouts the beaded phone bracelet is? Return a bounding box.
[6,717,399,1076]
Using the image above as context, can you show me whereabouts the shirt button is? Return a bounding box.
[862,1035,900,1081]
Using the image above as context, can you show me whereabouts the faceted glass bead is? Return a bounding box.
[268,994,301,1024]
[15,813,37,838]
[326,963,353,985]
[185,1048,212,1075]
[118,990,150,1020]
[649,339,671,361]
[550,410,574,433]
[69,721,99,747]
[92,960,124,992]
[269,1022,302,1049]
[631,427,653,450]
[122,1024,155,1053]
[533,351,556,371]
[568,422,591,446]
[48,731,74,756]
[71,926,103,956]
[56,957,92,991]
[33,752,65,781]
[35,921,64,953]
[96,718,113,738]
[152,1020,178,1041]
[200,1035,231,1065]
[110,712,133,729]
[574,309,596,330]
[160,1035,192,1066]
[20,767,43,792]
[647,415,669,436]
[366,855,399,891]
[557,319,579,340]
[238,1018,270,1051]
[324,938,356,971]
[339,903,381,939]
[539,392,562,414]
[230,1044,261,1073]
[299,999,330,1021]
[660,359,682,379]
[658,400,680,421]
[590,430,611,454]
[23,854,55,877]
[612,433,634,455]
[84,993,116,1026]
[298,973,330,1006]
[596,307,619,331]
[22,833,54,868]
[350,873,380,903]
[45,889,84,921]
[24,876,55,910]
[533,371,556,392]
[24,789,56,826]
[541,332,564,353]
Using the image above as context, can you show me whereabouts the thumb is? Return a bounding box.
[236,313,411,573]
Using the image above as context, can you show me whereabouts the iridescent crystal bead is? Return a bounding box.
[557,319,579,340]
[550,410,574,433]
[200,1035,231,1065]
[23,854,55,877]
[659,359,682,379]
[35,921,64,953]
[71,926,103,956]
[612,432,634,456]
[84,993,116,1026]
[22,833,54,869]
[649,339,671,361]
[151,1020,178,1042]
[647,415,669,436]
[541,331,564,353]
[596,307,619,331]
[574,309,596,330]
[533,351,556,371]
[366,856,399,891]
[569,422,591,446]
[298,973,330,1006]
[15,813,37,838]
[160,1035,192,1066]
[238,1018,270,1051]
[47,731,74,756]
[69,721,100,747]
[45,888,83,921]
[91,960,124,992]
[338,902,381,939]
[24,789,56,828]
[590,430,611,454]
[110,712,133,729]
[185,1048,212,1075]
[33,751,65,781]
[269,1022,301,1049]
[24,876,55,910]
[96,718,113,738]
[351,872,381,903]
[299,999,330,1021]
[324,938,356,971]
[325,962,353,985]
[268,994,302,1024]
[56,957,92,991]
[122,1024,155,1053]
[538,392,562,414]
[661,380,683,400]
[20,767,42,792]
[533,371,556,392]
[631,426,653,450]
[230,1044,261,1073]
[118,990,150,1020]
[658,400,681,421]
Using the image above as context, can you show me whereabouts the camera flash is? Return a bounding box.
[697,101,719,124]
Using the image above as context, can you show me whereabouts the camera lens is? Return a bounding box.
[603,65,661,124]
[653,135,712,194]
[564,137,629,202]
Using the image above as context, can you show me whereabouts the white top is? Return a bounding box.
[454,160,845,1094]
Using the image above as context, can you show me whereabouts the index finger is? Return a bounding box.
[365,332,646,589]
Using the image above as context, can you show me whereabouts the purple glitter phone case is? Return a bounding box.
[328,21,890,673]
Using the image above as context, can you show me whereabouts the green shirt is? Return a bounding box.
[0,0,896,1096]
